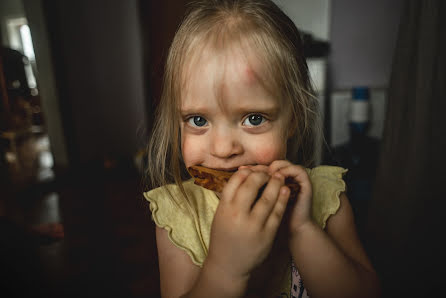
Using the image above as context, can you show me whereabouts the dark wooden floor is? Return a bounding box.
[0,136,160,298]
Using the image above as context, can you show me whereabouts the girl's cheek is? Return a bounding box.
[253,143,287,165]
[181,136,204,167]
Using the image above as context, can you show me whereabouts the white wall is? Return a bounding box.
[330,0,404,89]
[329,0,403,145]
[272,0,331,40]
[270,0,404,146]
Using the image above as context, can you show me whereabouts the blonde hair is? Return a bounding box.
[147,0,323,193]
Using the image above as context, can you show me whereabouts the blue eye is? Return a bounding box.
[188,116,207,127]
[243,114,265,126]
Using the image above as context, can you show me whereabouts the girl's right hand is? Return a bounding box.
[204,168,291,286]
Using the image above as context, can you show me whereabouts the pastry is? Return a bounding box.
[188,165,299,198]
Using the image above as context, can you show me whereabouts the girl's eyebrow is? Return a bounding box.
[180,107,211,116]
[180,106,280,116]
[180,105,280,116]
[231,105,280,116]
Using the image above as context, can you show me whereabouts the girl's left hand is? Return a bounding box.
[242,161,314,236]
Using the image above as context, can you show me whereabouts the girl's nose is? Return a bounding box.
[210,128,243,159]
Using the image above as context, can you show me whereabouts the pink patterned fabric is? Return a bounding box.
[290,262,310,298]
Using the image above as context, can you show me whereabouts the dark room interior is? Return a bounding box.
[1,0,445,297]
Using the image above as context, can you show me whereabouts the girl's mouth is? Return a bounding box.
[210,167,239,172]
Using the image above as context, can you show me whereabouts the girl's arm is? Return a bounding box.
[156,227,200,297]
[156,226,249,298]
[289,193,381,298]
[268,161,381,298]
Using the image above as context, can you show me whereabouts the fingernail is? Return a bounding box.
[281,186,289,195]
[274,172,283,179]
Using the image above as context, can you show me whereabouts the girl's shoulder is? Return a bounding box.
[306,165,348,180]
[307,166,348,229]
[143,179,219,266]
[143,179,219,212]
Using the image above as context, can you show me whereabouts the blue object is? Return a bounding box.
[350,122,368,134]
[352,86,370,101]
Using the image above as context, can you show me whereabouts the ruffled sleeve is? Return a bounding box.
[143,180,218,267]
[308,166,348,229]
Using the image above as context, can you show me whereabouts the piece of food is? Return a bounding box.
[187,165,235,193]
[188,165,300,198]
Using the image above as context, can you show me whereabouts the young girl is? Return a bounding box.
[144,0,380,297]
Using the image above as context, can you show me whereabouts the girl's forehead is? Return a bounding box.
[187,41,259,73]
[181,40,274,100]
[179,45,291,121]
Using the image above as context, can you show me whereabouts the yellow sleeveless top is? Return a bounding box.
[144,166,347,297]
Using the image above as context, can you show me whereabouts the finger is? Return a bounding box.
[233,171,270,212]
[221,168,252,203]
[251,172,285,224]
[268,160,293,175]
[265,185,290,231]
[277,165,312,197]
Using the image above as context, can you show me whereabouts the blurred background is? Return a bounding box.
[0,0,444,297]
